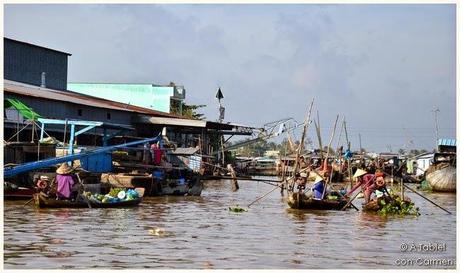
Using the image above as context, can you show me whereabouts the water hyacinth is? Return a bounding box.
[377,194,420,216]
[228,205,247,213]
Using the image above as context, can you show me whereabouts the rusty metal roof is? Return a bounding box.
[4,80,181,118]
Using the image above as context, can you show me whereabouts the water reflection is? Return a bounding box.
[4,179,456,269]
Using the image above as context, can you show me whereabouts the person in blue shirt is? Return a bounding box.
[312,173,327,200]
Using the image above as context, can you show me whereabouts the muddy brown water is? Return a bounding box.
[4,178,456,269]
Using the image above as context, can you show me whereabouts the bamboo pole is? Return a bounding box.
[315,110,324,160]
[247,185,279,207]
[403,184,451,215]
[289,99,315,191]
[334,117,345,181]
[343,118,353,187]
[323,115,339,171]
[340,190,361,211]
[321,115,339,199]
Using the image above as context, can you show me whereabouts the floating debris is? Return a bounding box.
[228,205,247,213]
[148,227,173,237]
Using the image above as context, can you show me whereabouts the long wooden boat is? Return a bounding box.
[34,193,142,208]
[101,173,203,197]
[287,192,349,210]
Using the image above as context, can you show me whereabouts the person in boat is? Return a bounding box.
[294,172,308,191]
[374,169,391,197]
[311,173,327,200]
[298,156,308,170]
[55,162,79,200]
[344,168,377,204]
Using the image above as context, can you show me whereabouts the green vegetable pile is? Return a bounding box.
[82,188,139,204]
[377,195,420,216]
[228,205,247,213]
[108,188,125,198]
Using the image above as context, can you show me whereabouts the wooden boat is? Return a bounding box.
[287,192,349,210]
[34,192,142,208]
[426,164,456,192]
[362,198,384,212]
[154,178,203,196]
[101,172,203,197]
[5,187,35,200]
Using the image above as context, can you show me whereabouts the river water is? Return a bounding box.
[3,178,457,269]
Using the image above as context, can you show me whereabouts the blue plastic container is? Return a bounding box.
[153,170,165,180]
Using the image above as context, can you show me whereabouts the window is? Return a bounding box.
[107,113,111,120]
[78,109,82,116]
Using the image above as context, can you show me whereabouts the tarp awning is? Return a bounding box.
[4,98,42,120]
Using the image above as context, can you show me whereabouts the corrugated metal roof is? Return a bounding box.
[4,80,180,118]
[5,37,72,56]
[438,138,456,147]
[135,115,207,128]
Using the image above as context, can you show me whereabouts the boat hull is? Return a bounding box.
[287,192,348,210]
[426,165,456,192]
[5,187,35,200]
[34,193,142,208]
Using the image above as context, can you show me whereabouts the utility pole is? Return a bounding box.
[359,133,362,153]
[216,87,225,166]
[432,107,440,150]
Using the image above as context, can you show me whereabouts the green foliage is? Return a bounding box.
[108,188,125,198]
[229,205,247,213]
[377,194,420,216]
[182,104,206,120]
[171,102,206,120]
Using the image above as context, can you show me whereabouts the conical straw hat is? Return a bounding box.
[353,168,367,178]
[314,175,324,183]
[56,162,73,174]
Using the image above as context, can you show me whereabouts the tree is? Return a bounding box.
[171,102,206,120]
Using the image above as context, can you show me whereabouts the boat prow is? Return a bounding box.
[287,192,349,210]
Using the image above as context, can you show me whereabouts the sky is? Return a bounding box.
[4,4,456,152]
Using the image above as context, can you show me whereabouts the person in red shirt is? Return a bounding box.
[345,169,376,204]
[150,143,162,165]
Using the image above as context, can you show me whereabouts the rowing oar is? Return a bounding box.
[76,173,91,209]
[340,190,361,211]
[403,184,452,215]
[336,190,359,211]
[247,186,279,208]
[23,197,34,207]
[214,176,283,184]
[384,172,452,215]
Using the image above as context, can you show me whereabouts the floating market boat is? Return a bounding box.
[154,176,203,196]
[426,163,456,193]
[362,195,419,216]
[34,192,142,208]
[101,171,203,197]
[287,192,349,210]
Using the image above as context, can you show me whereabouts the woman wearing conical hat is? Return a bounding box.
[311,173,327,200]
[344,168,378,204]
[55,162,77,200]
